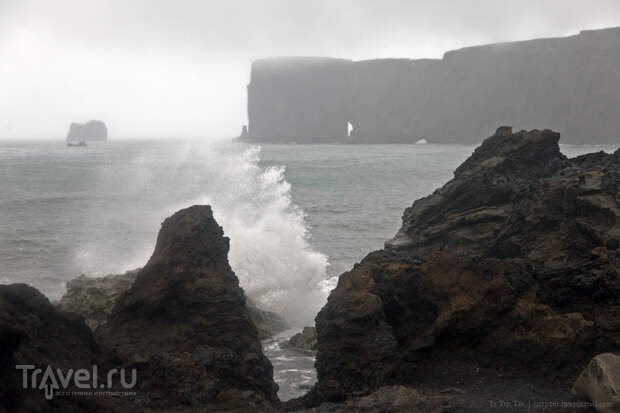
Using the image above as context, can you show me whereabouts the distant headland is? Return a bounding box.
[66,120,108,142]
[241,26,620,145]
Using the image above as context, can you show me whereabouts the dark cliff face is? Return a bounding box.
[305,127,620,405]
[66,120,107,141]
[248,57,353,143]
[247,27,620,145]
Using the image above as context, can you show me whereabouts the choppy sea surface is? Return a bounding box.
[0,138,616,400]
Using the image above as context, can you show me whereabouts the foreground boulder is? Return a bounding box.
[573,353,620,413]
[0,284,131,412]
[99,205,278,410]
[305,127,620,405]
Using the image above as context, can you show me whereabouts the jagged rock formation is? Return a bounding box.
[246,299,290,340]
[58,272,289,339]
[1,206,278,412]
[98,205,278,411]
[0,284,131,412]
[66,120,107,141]
[282,327,317,351]
[303,127,620,406]
[386,125,619,263]
[57,270,138,331]
[246,27,620,145]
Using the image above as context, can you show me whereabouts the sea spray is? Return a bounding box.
[77,140,329,325]
[180,144,330,325]
[5,140,608,308]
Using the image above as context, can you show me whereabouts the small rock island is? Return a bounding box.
[66,120,108,142]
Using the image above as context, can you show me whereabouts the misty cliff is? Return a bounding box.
[245,27,620,145]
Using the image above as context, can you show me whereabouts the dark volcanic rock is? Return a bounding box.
[58,270,289,339]
[386,127,618,270]
[247,299,290,340]
[66,120,107,141]
[0,284,130,412]
[98,205,278,411]
[57,270,138,331]
[305,127,620,406]
[247,27,620,145]
[290,385,458,413]
[282,327,317,351]
[3,206,280,411]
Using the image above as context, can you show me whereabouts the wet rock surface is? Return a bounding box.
[0,284,132,412]
[283,327,317,351]
[247,299,291,340]
[57,270,138,331]
[2,206,279,412]
[98,205,278,411]
[58,270,288,339]
[301,127,619,408]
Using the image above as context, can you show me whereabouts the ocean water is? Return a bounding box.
[0,138,616,400]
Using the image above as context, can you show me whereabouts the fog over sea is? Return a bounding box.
[0,138,616,399]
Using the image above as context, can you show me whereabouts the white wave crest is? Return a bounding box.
[80,140,329,325]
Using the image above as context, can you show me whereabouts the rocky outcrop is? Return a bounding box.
[1,206,278,411]
[98,205,278,411]
[573,353,620,413]
[291,384,586,413]
[385,126,618,264]
[247,299,290,340]
[0,284,131,412]
[247,27,620,145]
[58,271,289,339]
[283,327,317,352]
[57,271,138,331]
[291,385,458,413]
[236,125,249,141]
[304,127,620,405]
[66,120,107,141]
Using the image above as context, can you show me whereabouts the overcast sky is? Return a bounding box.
[2,0,620,139]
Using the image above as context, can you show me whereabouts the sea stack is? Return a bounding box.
[66,120,108,142]
[98,205,278,411]
[0,206,278,412]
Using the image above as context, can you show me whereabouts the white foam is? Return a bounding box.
[183,143,329,325]
[76,140,329,326]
